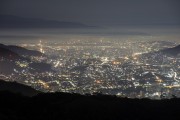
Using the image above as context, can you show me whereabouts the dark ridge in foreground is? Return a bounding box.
[0,80,40,96]
[0,91,180,120]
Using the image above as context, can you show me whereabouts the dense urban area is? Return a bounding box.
[0,39,179,99]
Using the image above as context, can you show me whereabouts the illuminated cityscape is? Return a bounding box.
[1,39,179,99]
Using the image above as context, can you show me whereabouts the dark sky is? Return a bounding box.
[0,0,180,26]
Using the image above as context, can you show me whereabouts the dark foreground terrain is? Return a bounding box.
[0,91,180,120]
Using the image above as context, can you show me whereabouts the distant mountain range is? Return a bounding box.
[0,15,91,28]
[0,80,39,96]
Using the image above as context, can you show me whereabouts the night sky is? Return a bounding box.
[0,0,180,26]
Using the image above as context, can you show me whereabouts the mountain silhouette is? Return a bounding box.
[0,44,43,57]
[0,80,40,96]
[0,89,179,120]
[0,46,21,60]
[140,44,180,60]
[161,45,180,56]
[0,15,90,28]
[0,43,52,74]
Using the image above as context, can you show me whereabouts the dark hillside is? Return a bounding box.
[0,90,179,120]
[0,80,40,96]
